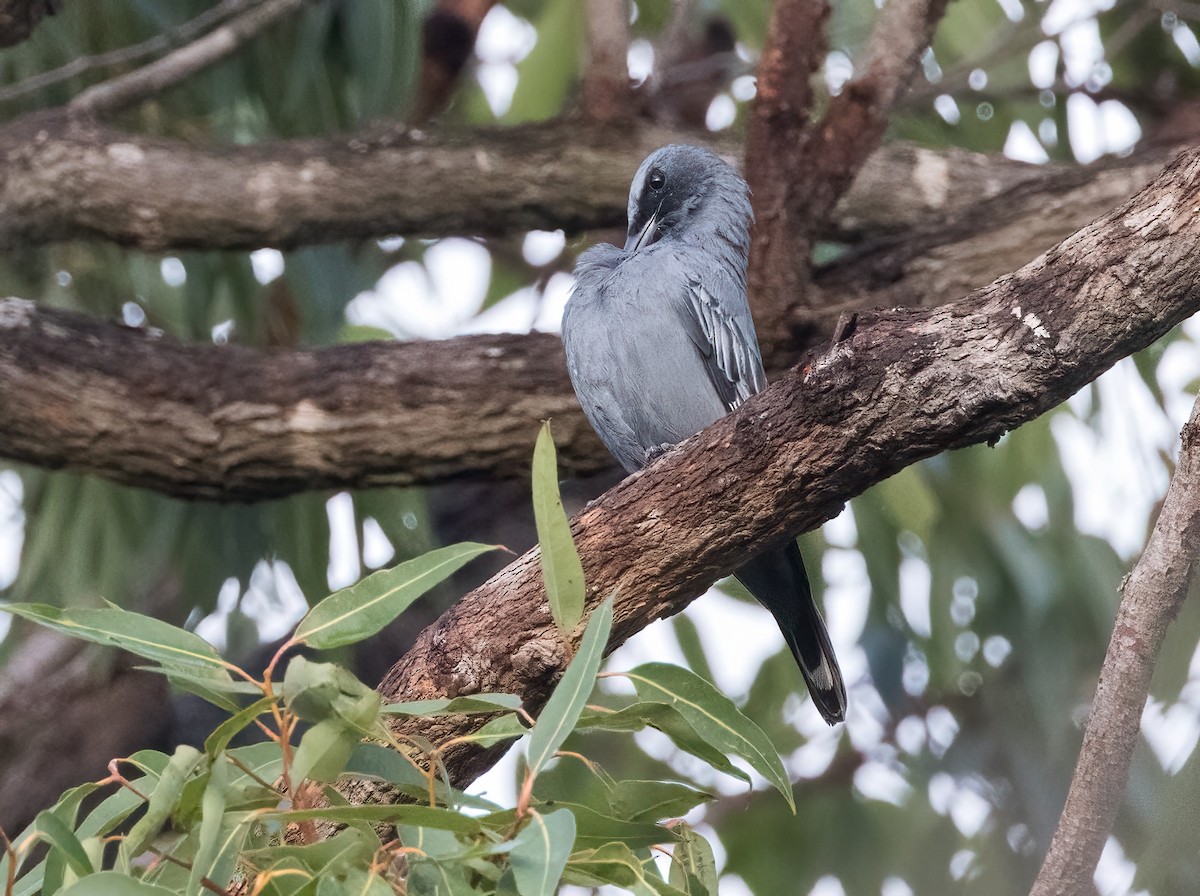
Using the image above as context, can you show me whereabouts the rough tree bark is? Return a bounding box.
[371,146,1200,789]
[0,111,1160,251]
[0,144,1171,500]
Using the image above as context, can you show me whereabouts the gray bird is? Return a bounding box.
[562,144,847,724]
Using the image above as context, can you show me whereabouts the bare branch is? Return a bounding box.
[0,0,254,106]
[742,0,830,351]
[373,147,1200,789]
[68,0,308,118]
[0,108,1164,253]
[0,302,606,500]
[1031,398,1200,894]
[580,0,632,123]
[0,0,59,48]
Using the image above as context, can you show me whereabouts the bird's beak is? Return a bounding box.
[624,213,659,253]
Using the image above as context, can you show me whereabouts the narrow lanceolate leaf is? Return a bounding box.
[381,692,523,716]
[121,746,205,861]
[624,663,795,812]
[1,604,235,690]
[667,823,718,895]
[188,759,233,896]
[293,542,496,649]
[509,808,576,896]
[24,811,94,878]
[526,597,613,776]
[204,697,274,757]
[58,872,177,895]
[532,421,586,632]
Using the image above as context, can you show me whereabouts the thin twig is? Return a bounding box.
[1030,396,1200,894]
[68,0,308,117]
[0,0,253,105]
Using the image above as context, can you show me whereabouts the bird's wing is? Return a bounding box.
[677,275,767,412]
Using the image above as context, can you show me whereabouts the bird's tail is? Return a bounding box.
[734,541,847,725]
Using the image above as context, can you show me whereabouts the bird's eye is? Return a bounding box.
[647,169,666,191]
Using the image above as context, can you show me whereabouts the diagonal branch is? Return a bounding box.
[67,0,309,118]
[0,0,255,106]
[373,146,1200,789]
[1030,398,1200,894]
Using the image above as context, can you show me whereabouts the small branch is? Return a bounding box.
[810,0,948,217]
[411,0,498,125]
[373,147,1200,789]
[742,0,831,353]
[1030,398,1200,894]
[580,0,632,124]
[0,0,254,106]
[68,0,309,118]
[0,0,58,48]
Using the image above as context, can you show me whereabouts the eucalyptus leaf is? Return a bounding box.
[58,871,178,895]
[668,823,718,895]
[121,745,205,861]
[527,597,613,776]
[509,808,576,896]
[625,663,795,811]
[293,542,496,649]
[532,421,585,632]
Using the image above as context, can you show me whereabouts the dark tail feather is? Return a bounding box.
[734,541,847,725]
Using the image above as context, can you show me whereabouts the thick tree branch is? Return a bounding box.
[0,304,606,500]
[67,0,310,118]
[0,0,57,48]
[375,146,1200,789]
[1031,398,1200,894]
[0,110,1160,253]
[0,148,1171,500]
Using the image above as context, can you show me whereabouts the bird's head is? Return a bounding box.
[624,144,752,253]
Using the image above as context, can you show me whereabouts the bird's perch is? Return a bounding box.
[375,147,1200,788]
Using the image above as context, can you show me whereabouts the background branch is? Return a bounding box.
[67,0,309,118]
[580,0,632,124]
[375,147,1200,789]
[411,0,498,125]
[1031,398,1200,894]
[0,147,1171,500]
[0,0,255,106]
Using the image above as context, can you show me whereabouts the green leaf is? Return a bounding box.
[26,810,94,879]
[608,781,714,823]
[343,744,501,812]
[509,808,576,896]
[625,663,795,811]
[668,823,718,895]
[575,703,750,785]
[381,693,523,716]
[204,696,275,757]
[188,759,233,896]
[283,657,380,731]
[458,712,530,747]
[527,597,613,776]
[289,718,360,785]
[532,421,586,632]
[485,803,673,850]
[1,603,236,692]
[263,804,483,833]
[293,542,496,649]
[58,871,177,895]
[121,745,205,861]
